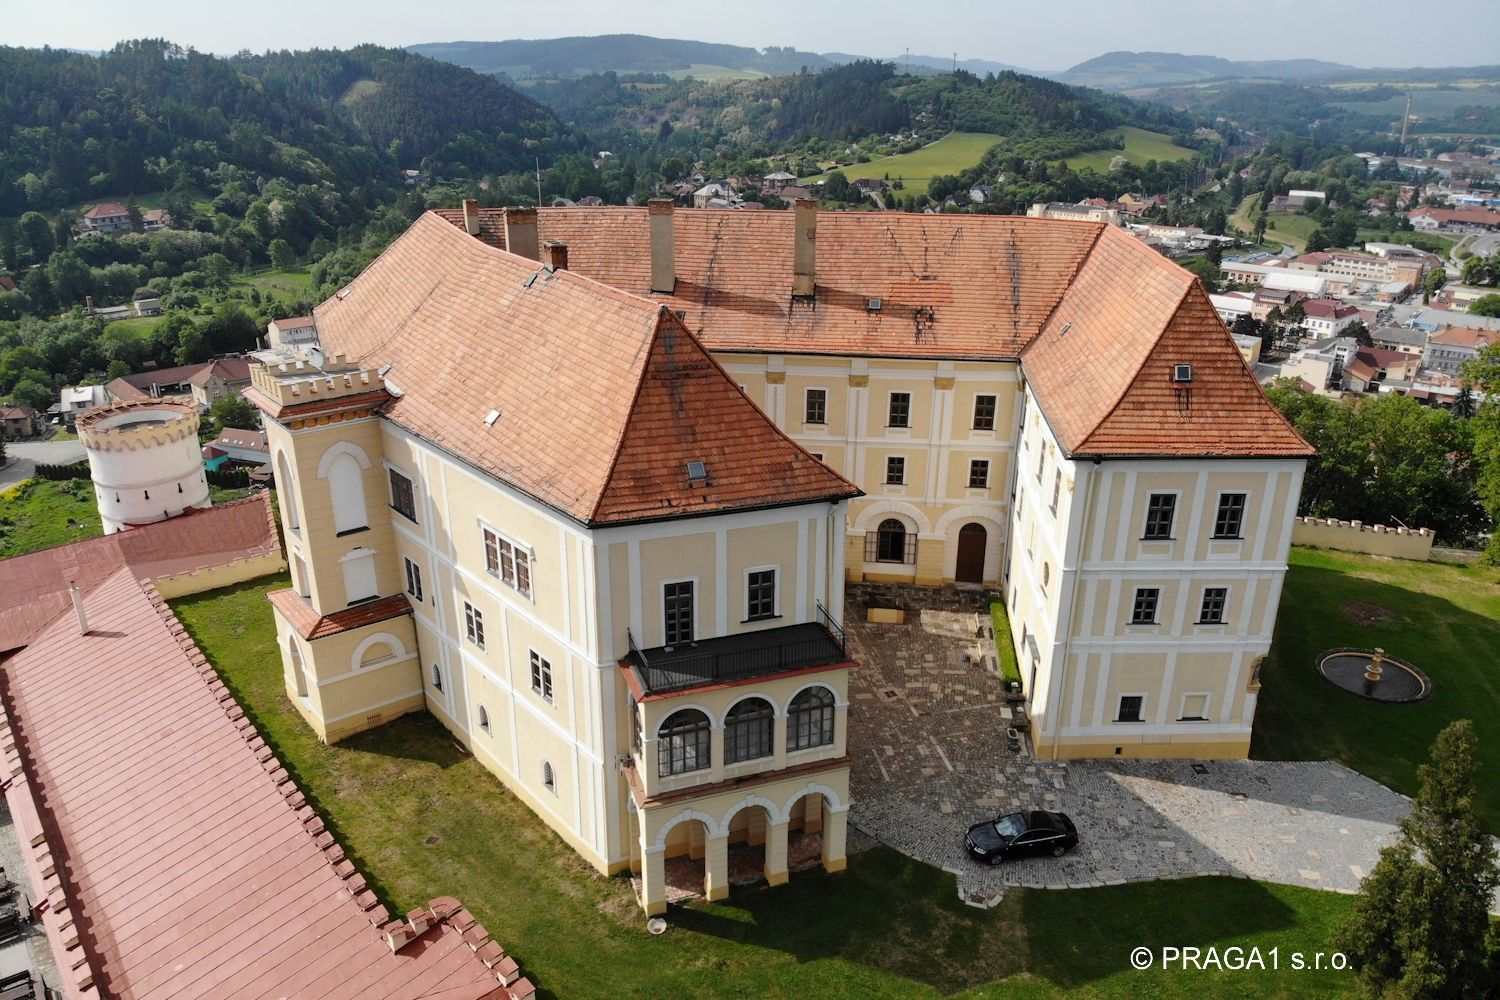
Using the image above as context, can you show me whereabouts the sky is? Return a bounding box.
[5,0,1495,71]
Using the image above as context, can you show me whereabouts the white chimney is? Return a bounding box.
[461,198,481,236]
[648,198,676,294]
[69,583,89,634]
[503,208,539,261]
[793,198,818,298]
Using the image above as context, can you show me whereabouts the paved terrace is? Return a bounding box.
[841,584,1500,911]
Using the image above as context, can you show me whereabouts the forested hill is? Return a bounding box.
[0,39,577,217]
[408,35,831,78]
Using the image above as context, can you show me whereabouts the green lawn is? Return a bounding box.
[1064,126,1195,173]
[1253,547,1500,827]
[0,479,101,557]
[804,132,1003,200]
[234,267,314,301]
[106,314,167,341]
[171,574,1362,998]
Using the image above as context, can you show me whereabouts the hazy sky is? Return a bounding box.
[6,0,1494,70]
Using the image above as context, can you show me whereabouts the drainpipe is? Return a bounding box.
[1051,456,1102,761]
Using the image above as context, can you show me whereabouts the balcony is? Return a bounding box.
[626,604,850,696]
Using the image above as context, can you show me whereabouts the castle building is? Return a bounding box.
[78,398,212,534]
[250,200,1311,912]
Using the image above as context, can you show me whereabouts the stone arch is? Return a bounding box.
[780,782,844,819]
[274,449,300,530]
[850,499,932,535]
[315,440,373,478]
[933,503,1005,538]
[934,506,1006,583]
[351,631,409,671]
[721,794,785,830]
[651,703,721,734]
[719,691,783,724]
[653,808,722,850]
[786,680,844,708]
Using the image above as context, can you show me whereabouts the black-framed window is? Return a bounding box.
[542,760,556,793]
[724,698,775,764]
[483,528,532,598]
[1143,493,1177,540]
[1050,469,1061,514]
[1213,493,1247,539]
[658,709,711,777]
[788,686,836,751]
[404,557,423,601]
[664,581,694,644]
[478,705,490,732]
[886,456,906,485]
[805,388,827,424]
[888,392,911,428]
[530,650,553,701]
[747,569,776,621]
[1199,587,1228,624]
[969,459,989,488]
[1117,695,1144,723]
[463,601,484,648]
[431,663,443,692]
[389,469,417,522]
[1036,446,1045,481]
[973,394,996,430]
[869,518,916,564]
[1131,588,1160,625]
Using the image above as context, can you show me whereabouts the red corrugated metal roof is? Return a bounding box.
[0,569,527,999]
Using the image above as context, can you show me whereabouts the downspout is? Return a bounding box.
[1051,456,1102,761]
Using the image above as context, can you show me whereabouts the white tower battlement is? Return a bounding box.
[78,398,211,533]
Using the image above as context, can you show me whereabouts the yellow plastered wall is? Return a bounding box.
[272,609,424,743]
[641,765,850,858]
[153,550,288,599]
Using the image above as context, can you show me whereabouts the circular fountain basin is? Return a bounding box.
[1316,648,1431,703]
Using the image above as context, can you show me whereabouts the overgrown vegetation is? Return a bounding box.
[989,599,1021,686]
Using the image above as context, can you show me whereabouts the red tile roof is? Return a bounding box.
[0,493,281,653]
[83,202,128,219]
[269,590,414,640]
[1022,227,1313,458]
[211,427,269,452]
[187,356,252,388]
[0,569,528,999]
[1429,325,1498,348]
[1302,299,1358,320]
[1410,206,1500,226]
[436,206,1308,460]
[310,213,858,525]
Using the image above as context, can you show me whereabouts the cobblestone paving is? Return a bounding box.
[842,584,1500,910]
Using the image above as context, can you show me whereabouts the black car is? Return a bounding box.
[964,810,1078,864]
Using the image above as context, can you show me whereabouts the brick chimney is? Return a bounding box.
[69,582,89,634]
[648,198,675,294]
[542,240,569,271]
[793,198,818,298]
[503,207,539,261]
[461,198,481,236]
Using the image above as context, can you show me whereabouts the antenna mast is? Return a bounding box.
[535,157,542,206]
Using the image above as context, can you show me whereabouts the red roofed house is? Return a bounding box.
[0,494,533,998]
[1423,324,1499,375]
[1300,298,1361,337]
[243,197,1311,914]
[0,404,41,440]
[1341,347,1421,393]
[1409,205,1500,232]
[80,202,131,235]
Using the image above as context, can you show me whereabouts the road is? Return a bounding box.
[0,438,87,490]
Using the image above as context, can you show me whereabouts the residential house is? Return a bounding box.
[1209,291,1254,325]
[57,384,109,426]
[206,426,270,465]
[1300,299,1360,338]
[103,357,251,409]
[141,208,171,231]
[1371,325,1428,357]
[1027,202,1122,225]
[693,183,741,209]
[1423,325,1498,374]
[1341,347,1421,393]
[1409,206,1500,232]
[0,404,41,440]
[1281,337,1357,392]
[268,314,319,351]
[80,201,132,234]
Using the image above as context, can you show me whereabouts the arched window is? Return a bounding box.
[657,709,711,777]
[327,453,368,535]
[276,451,300,530]
[873,518,911,564]
[431,663,443,692]
[478,705,490,733]
[724,697,775,764]
[788,686,835,751]
[542,760,556,793]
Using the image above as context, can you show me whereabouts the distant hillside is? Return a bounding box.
[823,52,1040,77]
[408,35,830,79]
[1059,51,1352,90]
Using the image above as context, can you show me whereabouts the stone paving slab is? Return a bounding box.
[842,583,1500,911]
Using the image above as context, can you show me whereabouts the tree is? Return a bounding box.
[16,212,54,266]
[1344,320,1373,347]
[1469,293,1500,318]
[268,238,297,271]
[1335,721,1498,998]
[1455,382,1476,420]
[7,378,53,414]
[209,394,259,432]
[1424,266,1448,305]
[1461,254,1497,287]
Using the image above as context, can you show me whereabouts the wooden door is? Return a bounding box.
[955,523,987,584]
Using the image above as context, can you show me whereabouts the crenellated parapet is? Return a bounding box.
[76,399,199,453]
[246,351,392,424]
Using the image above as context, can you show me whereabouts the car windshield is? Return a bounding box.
[992,814,1026,842]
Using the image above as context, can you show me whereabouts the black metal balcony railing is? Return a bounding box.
[627,602,848,695]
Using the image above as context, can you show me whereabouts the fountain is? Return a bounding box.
[1316,647,1431,703]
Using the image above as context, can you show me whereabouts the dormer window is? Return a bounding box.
[686,460,708,485]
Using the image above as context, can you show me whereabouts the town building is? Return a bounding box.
[1423,325,1498,375]
[79,202,131,234]
[103,357,252,409]
[0,404,41,440]
[251,201,1311,913]
[1027,202,1122,226]
[1341,347,1421,393]
[1408,206,1500,232]
[56,384,109,427]
[1300,299,1361,338]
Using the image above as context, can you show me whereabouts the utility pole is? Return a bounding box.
[535,157,542,207]
[952,52,957,74]
[1399,94,1412,149]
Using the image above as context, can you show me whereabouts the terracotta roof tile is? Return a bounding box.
[311,213,856,525]
[269,590,414,640]
[0,570,515,999]
[0,493,281,653]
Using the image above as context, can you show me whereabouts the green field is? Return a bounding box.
[1064,126,1195,172]
[1331,87,1500,117]
[804,132,1003,200]
[0,479,101,558]
[106,314,168,341]
[172,573,1362,998]
[233,267,314,302]
[1253,547,1500,828]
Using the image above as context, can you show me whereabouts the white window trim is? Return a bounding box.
[1179,691,1212,722]
[1116,692,1148,723]
[971,392,998,431]
[463,600,486,650]
[886,390,913,430]
[1129,586,1161,626]
[885,454,907,486]
[476,517,536,602]
[382,459,422,523]
[803,386,829,426]
[1141,488,1184,541]
[1197,584,1232,626]
[1210,489,1254,541]
[743,564,782,622]
[968,458,990,489]
[529,648,555,705]
[661,576,699,647]
[403,556,423,601]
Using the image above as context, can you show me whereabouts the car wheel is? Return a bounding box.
[989,854,1003,866]
[1051,844,1066,857]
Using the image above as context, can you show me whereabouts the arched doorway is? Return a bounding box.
[724,803,773,889]
[786,792,828,875]
[659,815,712,902]
[956,522,987,584]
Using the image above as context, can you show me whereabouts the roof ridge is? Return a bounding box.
[587,308,672,524]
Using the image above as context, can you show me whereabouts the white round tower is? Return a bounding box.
[78,399,211,534]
